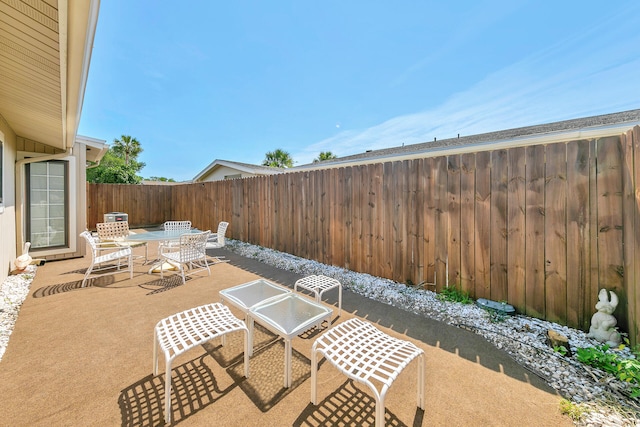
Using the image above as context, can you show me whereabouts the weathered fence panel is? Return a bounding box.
[525,144,546,318]
[86,183,172,227]
[447,155,461,288]
[87,127,640,342]
[597,137,626,331]
[474,151,491,299]
[459,153,475,294]
[566,140,592,330]
[507,146,526,313]
[491,149,508,303]
[545,143,568,325]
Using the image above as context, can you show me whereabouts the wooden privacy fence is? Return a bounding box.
[87,126,640,341]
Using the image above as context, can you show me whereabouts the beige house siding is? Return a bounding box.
[0,0,101,281]
[0,114,17,281]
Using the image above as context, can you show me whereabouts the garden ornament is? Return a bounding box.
[13,242,32,271]
[587,288,621,346]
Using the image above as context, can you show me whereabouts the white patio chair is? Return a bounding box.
[95,221,148,263]
[80,230,133,287]
[159,220,192,253]
[159,230,211,283]
[206,221,229,249]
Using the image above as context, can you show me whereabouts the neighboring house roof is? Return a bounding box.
[0,1,100,151]
[293,109,640,170]
[193,159,284,182]
[141,180,180,185]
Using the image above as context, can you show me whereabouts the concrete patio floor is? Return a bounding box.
[0,240,572,426]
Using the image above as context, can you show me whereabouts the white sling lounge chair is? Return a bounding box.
[80,230,133,287]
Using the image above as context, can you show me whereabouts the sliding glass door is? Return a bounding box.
[26,160,68,249]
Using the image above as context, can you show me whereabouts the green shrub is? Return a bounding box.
[437,286,474,304]
[559,399,587,421]
[576,344,640,398]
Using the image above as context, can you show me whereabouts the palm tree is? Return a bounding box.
[112,135,142,166]
[262,148,293,168]
[313,151,337,163]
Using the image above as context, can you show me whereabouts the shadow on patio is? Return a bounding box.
[0,241,571,426]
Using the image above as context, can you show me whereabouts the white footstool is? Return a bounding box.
[294,275,342,316]
[311,318,425,427]
[154,303,249,424]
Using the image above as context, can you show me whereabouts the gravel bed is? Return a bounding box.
[0,265,36,361]
[224,239,640,426]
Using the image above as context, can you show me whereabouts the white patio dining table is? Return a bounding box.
[126,228,203,273]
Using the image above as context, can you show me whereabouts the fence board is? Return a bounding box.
[491,149,508,302]
[353,166,364,274]
[630,128,640,341]
[370,163,384,277]
[408,160,419,286]
[271,175,281,250]
[263,177,272,247]
[566,140,591,329]
[342,167,353,271]
[475,151,491,298]
[588,139,599,321]
[622,130,637,340]
[332,168,344,267]
[318,170,329,265]
[249,178,259,244]
[597,136,626,331]
[413,159,425,286]
[544,143,568,325]
[311,171,319,260]
[447,155,461,287]
[285,173,296,254]
[525,145,546,318]
[507,147,526,312]
[460,153,475,294]
[380,163,392,278]
[423,158,436,287]
[301,172,311,259]
[394,161,408,283]
[433,157,448,290]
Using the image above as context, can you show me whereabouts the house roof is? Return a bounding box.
[0,0,99,151]
[293,109,640,170]
[193,159,284,182]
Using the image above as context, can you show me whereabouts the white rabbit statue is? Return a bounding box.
[587,288,621,346]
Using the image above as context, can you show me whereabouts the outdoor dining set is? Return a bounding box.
[78,220,425,427]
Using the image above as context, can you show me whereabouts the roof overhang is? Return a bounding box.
[76,134,107,164]
[0,0,100,150]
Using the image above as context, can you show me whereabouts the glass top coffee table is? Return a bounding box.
[219,279,292,316]
[220,279,332,388]
[250,293,333,388]
[219,279,292,356]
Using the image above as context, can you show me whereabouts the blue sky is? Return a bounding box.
[78,1,640,182]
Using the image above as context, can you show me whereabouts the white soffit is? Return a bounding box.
[0,0,98,150]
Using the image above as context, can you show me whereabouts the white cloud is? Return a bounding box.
[295,3,640,166]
